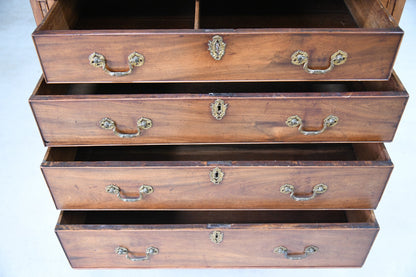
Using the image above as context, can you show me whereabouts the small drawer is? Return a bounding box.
[56,210,379,268]
[42,143,392,210]
[33,0,402,83]
[30,74,408,146]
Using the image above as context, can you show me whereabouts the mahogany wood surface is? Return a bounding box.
[56,210,379,268]
[41,144,392,210]
[30,0,56,25]
[380,0,407,22]
[30,75,408,146]
[32,0,402,83]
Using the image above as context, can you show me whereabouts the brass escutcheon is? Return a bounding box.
[209,230,224,244]
[210,99,228,120]
[209,167,224,185]
[208,35,226,61]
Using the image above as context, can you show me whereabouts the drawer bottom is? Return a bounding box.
[56,210,378,268]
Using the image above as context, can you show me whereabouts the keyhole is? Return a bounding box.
[217,104,222,113]
[215,171,219,179]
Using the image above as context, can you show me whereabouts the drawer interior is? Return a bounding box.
[34,74,405,96]
[45,144,390,163]
[39,0,396,31]
[58,210,376,225]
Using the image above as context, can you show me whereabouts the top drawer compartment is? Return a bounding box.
[33,0,403,83]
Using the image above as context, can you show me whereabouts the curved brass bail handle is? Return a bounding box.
[280,184,327,201]
[106,184,154,202]
[99,117,152,138]
[291,50,347,74]
[115,246,159,261]
[274,246,319,260]
[89,52,144,77]
[286,115,338,136]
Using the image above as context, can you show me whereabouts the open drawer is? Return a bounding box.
[30,74,408,146]
[42,143,392,210]
[56,210,379,268]
[33,0,403,83]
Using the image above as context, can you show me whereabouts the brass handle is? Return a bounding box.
[115,246,159,261]
[274,246,318,260]
[99,117,152,138]
[106,184,153,202]
[291,50,347,74]
[208,35,226,60]
[280,184,327,201]
[89,52,144,77]
[286,115,338,135]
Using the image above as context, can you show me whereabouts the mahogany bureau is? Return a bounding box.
[30,0,408,268]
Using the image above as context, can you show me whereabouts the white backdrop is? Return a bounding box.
[0,0,415,276]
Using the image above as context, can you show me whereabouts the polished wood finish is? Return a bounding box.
[30,74,408,146]
[56,210,378,268]
[32,0,402,83]
[41,144,392,210]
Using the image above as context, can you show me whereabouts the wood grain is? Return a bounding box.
[41,144,392,210]
[380,0,406,22]
[29,75,408,146]
[56,210,379,268]
[30,0,56,25]
[32,0,402,83]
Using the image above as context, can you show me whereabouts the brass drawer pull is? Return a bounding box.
[291,50,347,74]
[89,52,144,77]
[99,117,152,138]
[115,246,159,261]
[274,246,318,260]
[280,184,327,201]
[208,35,226,60]
[286,115,338,135]
[105,184,153,202]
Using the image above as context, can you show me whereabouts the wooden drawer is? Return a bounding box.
[42,143,392,210]
[56,210,379,268]
[33,0,403,83]
[30,74,408,146]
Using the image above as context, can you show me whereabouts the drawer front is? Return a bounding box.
[34,31,402,83]
[56,211,379,268]
[42,144,392,210]
[30,80,408,146]
[33,0,403,83]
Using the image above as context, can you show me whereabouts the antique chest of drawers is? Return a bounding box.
[30,0,408,269]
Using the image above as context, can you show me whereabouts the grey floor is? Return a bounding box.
[1,1,416,276]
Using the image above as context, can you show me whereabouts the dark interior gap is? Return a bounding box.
[36,78,402,96]
[67,0,358,30]
[67,144,357,162]
[61,210,350,225]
